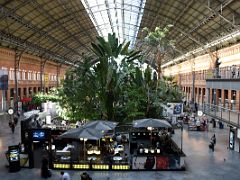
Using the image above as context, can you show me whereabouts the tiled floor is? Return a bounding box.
[1,114,240,179]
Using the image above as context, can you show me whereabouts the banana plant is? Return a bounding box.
[91,33,141,120]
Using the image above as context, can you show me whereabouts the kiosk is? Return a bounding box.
[8,145,20,172]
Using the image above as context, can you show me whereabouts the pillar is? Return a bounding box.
[236,91,240,111]
[209,88,213,104]
[216,89,220,106]
[228,90,232,110]
[56,63,62,87]
[221,89,225,108]
[191,72,195,103]
[195,87,198,104]
[14,51,23,112]
[40,58,47,93]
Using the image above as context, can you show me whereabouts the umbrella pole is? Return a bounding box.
[151,129,153,145]
[84,140,86,161]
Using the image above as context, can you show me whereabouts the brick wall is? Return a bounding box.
[0,47,69,111]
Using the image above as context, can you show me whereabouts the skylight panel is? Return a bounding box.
[81,0,146,48]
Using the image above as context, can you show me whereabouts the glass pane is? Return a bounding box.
[81,0,146,48]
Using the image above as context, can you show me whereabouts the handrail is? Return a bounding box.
[203,103,240,127]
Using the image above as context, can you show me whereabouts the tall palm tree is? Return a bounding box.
[142,25,174,80]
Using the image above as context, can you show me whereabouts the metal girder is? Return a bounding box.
[0,5,83,58]
[167,1,237,60]
[30,1,91,54]
[141,12,209,43]
[121,0,125,40]
[0,0,33,21]
[113,0,121,41]
[177,29,205,47]
[172,0,195,26]
[189,0,235,34]
[58,0,95,42]
[205,6,240,31]
[105,0,114,34]
[0,30,73,64]
[82,0,103,36]
[14,50,23,111]
[132,0,144,45]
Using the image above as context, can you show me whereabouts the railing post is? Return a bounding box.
[221,106,222,119]
[229,110,230,123]
[238,113,239,126]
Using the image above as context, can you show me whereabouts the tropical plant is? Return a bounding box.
[91,33,141,120]
[142,25,174,80]
[31,91,60,105]
[59,33,182,123]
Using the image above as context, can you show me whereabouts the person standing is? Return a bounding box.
[196,118,201,131]
[60,171,71,180]
[41,157,51,178]
[9,121,15,133]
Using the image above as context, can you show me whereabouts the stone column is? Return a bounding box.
[216,89,220,106]
[209,88,213,104]
[236,91,240,111]
[221,89,225,108]
[40,59,47,93]
[228,90,232,110]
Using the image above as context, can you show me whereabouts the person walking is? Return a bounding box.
[211,134,216,145]
[209,134,216,152]
[13,113,19,125]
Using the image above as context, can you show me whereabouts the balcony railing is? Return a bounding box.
[203,103,240,127]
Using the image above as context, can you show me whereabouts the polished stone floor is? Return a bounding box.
[1,114,240,180]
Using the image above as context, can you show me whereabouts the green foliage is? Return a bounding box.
[142,25,174,48]
[142,25,175,79]
[59,33,183,122]
[32,90,60,105]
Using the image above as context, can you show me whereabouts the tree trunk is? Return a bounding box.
[156,52,164,80]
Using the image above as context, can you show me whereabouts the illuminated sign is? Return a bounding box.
[53,164,70,169]
[72,164,90,169]
[112,165,130,170]
[92,164,109,170]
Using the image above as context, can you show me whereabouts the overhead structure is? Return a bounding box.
[0,0,239,66]
[137,0,240,66]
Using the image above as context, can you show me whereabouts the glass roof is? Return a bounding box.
[81,0,146,48]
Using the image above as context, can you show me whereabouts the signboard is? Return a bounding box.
[173,104,182,115]
[8,145,20,172]
[0,69,8,90]
[166,103,183,116]
[18,101,22,114]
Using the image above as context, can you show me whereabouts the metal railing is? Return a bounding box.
[203,103,240,127]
